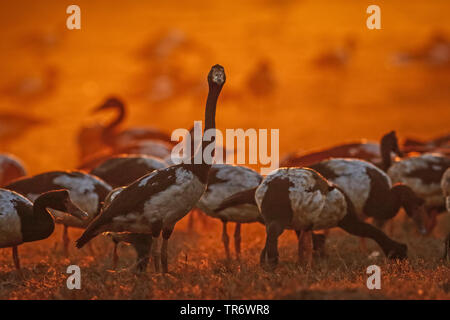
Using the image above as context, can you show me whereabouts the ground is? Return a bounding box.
[1,212,449,299]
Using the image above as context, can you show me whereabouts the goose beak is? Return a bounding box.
[66,200,89,220]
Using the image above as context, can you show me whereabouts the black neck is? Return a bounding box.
[380,139,392,171]
[190,85,222,183]
[104,102,126,134]
[22,195,55,242]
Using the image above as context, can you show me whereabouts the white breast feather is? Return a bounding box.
[0,189,27,247]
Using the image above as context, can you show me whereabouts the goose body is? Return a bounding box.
[0,188,87,270]
[257,168,407,267]
[91,154,167,188]
[94,165,205,235]
[256,168,347,231]
[196,164,263,259]
[5,171,111,254]
[0,154,27,186]
[78,141,172,171]
[6,171,112,228]
[387,154,450,209]
[280,142,381,168]
[309,158,427,231]
[197,164,262,223]
[76,64,226,273]
[218,167,407,268]
[0,189,28,248]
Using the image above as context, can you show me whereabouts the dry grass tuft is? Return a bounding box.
[0,212,449,300]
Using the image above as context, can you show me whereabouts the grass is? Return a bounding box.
[0,211,449,300]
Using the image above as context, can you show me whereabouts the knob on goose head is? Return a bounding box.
[208,64,226,88]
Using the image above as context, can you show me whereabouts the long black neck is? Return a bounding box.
[190,84,221,184]
[22,195,55,242]
[381,143,392,171]
[103,102,126,137]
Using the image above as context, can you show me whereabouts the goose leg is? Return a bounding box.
[338,213,407,259]
[151,236,161,272]
[264,222,284,269]
[234,223,241,260]
[312,233,326,258]
[260,244,267,265]
[161,227,174,274]
[151,221,162,272]
[12,246,21,271]
[131,235,152,273]
[63,225,70,256]
[296,230,313,266]
[221,220,230,260]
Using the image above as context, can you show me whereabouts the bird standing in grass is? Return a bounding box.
[0,189,87,272]
[218,167,408,269]
[76,65,226,273]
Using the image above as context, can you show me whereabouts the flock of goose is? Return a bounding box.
[0,64,449,275]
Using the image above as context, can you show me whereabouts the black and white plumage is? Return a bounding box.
[281,131,403,169]
[5,171,112,254]
[76,64,226,273]
[0,188,87,271]
[309,158,427,233]
[380,131,450,232]
[280,142,381,168]
[196,164,263,259]
[387,154,450,209]
[90,154,167,188]
[386,153,450,233]
[0,154,26,187]
[218,167,407,268]
[100,187,158,272]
